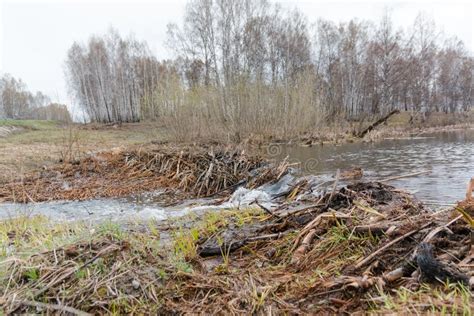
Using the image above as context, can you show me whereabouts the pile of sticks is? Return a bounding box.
[0,145,289,203]
[191,181,473,312]
[1,181,472,314]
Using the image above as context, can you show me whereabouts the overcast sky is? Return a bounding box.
[1,0,472,117]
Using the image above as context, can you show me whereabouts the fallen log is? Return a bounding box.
[356,109,400,138]
[197,232,291,257]
[198,240,248,257]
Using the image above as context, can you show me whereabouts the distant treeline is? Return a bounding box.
[65,0,473,138]
[0,74,71,122]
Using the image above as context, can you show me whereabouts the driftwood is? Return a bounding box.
[291,211,351,252]
[198,240,248,257]
[13,300,92,316]
[467,177,474,201]
[353,224,393,236]
[254,201,281,219]
[354,222,432,269]
[291,229,318,264]
[384,260,417,283]
[198,232,291,257]
[379,170,431,183]
[356,109,400,138]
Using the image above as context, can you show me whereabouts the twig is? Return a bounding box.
[291,211,350,252]
[353,200,387,219]
[292,229,317,263]
[379,170,430,183]
[33,243,121,298]
[422,215,462,243]
[355,222,432,269]
[14,300,92,316]
[247,231,293,241]
[278,197,325,218]
[254,200,280,219]
[325,169,340,207]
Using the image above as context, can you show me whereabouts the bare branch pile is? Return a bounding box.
[2,181,472,314]
[0,145,288,203]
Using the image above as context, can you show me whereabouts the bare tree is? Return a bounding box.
[64,1,473,136]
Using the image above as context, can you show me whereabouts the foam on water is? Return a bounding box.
[0,173,301,222]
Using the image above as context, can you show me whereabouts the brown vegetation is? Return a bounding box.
[0,121,167,183]
[1,181,472,314]
[0,144,288,203]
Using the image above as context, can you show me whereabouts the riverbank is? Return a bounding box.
[1,181,473,314]
[294,111,474,146]
[3,126,474,208]
[1,113,473,183]
[0,113,474,190]
[1,122,473,313]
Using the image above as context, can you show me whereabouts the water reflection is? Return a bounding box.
[268,129,474,205]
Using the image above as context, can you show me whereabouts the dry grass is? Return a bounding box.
[0,121,167,182]
[1,182,472,314]
[0,144,289,203]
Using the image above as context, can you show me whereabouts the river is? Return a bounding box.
[268,129,474,206]
[1,129,472,221]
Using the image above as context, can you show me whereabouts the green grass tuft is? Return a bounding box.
[0,119,61,130]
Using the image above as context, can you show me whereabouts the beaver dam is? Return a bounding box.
[0,145,473,314]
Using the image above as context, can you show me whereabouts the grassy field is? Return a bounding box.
[0,119,62,130]
[0,120,166,181]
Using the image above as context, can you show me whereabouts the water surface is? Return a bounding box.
[1,130,472,221]
[269,129,474,205]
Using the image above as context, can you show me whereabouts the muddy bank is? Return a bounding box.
[2,180,472,314]
[0,144,289,204]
